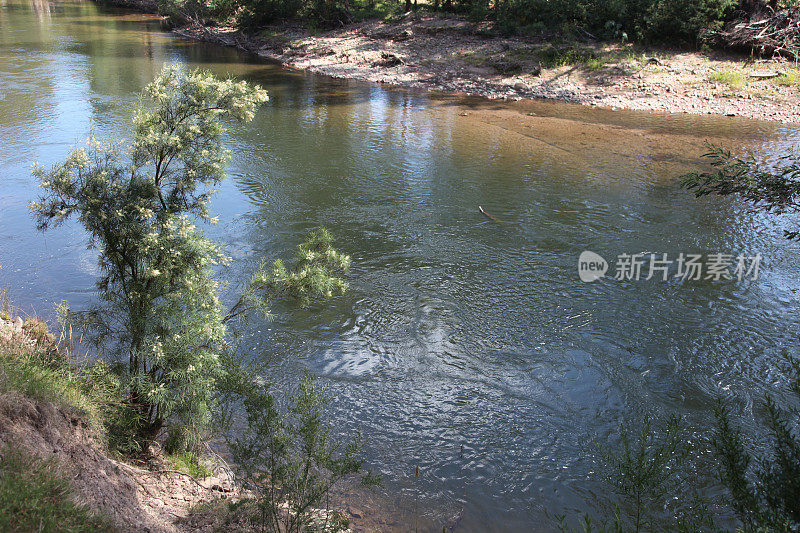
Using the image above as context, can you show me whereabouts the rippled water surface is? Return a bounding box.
[2,1,800,530]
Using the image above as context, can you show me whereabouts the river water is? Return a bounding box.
[2,1,800,530]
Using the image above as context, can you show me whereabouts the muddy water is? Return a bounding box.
[1,0,800,530]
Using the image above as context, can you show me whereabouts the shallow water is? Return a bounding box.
[1,1,800,530]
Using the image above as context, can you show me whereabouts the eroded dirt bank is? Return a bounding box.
[0,317,236,532]
[0,313,388,532]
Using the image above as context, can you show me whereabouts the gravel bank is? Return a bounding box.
[164,14,800,124]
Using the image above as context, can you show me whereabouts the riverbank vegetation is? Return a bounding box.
[157,0,799,54]
[130,0,800,123]
[0,320,116,531]
[559,354,800,531]
[0,445,112,532]
[1,65,376,531]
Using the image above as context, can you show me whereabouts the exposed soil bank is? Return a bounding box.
[0,313,384,532]
[0,316,237,532]
[101,0,800,124]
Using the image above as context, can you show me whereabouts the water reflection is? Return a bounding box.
[0,0,799,530]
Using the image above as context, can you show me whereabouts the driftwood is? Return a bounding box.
[750,70,786,78]
[478,206,502,223]
[703,8,800,60]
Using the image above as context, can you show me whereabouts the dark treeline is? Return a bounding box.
[161,0,797,48]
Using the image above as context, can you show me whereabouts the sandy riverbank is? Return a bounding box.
[149,11,800,124]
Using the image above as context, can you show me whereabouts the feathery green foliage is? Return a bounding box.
[27,65,367,529]
[31,65,269,453]
[712,355,800,531]
[229,229,350,324]
[682,143,800,238]
[604,414,690,532]
[558,414,712,533]
[227,372,380,533]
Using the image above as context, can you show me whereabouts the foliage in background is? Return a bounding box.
[31,65,268,455]
[155,0,760,46]
[496,0,736,42]
[0,445,113,533]
[225,372,380,532]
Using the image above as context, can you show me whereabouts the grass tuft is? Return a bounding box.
[168,451,209,479]
[773,68,800,87]
[0,342,122,433]
[708,69,746,90]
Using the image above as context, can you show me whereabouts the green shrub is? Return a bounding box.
[31,66,269,454]
[158,0,239,24]
[496,0,736,44]
[227,372,380,532]
[559,414,716,532]
[643,0,736,44]
[237,0,304,28]
[237,0,351,29]
[711,355,800,531]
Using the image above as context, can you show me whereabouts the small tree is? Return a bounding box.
[604,415,690,532]
[556,414,713,533]
[31,65,269,452]
[227,372,380,533]
[711,359,800,532]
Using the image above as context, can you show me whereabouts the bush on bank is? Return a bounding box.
[24,65,372,531]
[156,0,799,50]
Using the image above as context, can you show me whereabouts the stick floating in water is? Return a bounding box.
[478,205,502,222]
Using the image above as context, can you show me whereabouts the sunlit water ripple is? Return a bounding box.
[1,1,799,530]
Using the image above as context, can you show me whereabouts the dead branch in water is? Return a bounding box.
[478,205,502,223]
